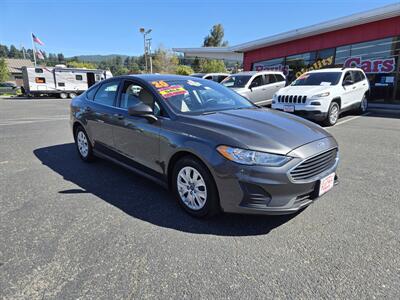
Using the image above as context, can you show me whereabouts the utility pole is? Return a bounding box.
[139,28,152,73]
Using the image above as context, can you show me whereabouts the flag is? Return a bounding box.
[32,33,44,46]
[36,49,45,60]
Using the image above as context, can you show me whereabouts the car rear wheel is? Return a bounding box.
[59,92,68,99]
[323,102,340,126]
[357,94,368,114]
[75,126,94,162]
[69,92,77,99]
[172,156,220,218]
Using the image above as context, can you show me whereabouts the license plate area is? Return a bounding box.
[283,105,295,113]
[318,173,335,196]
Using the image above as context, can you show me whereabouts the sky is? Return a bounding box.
[1,0,398,57]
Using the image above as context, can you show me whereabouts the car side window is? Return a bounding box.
[264,74,277,84]
[250,75,263,88]
[86,85,99,100]
[119,81,162,116]
[351,71,362,83]
[274,74,285,82]
[343,72,352,84]
[217,75,228,82]
[93,81,119,106]
[204,75,213,80]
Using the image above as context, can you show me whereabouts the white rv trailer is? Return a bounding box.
[21,65,112,98]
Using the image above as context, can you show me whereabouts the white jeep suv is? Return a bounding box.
[272,68,369,126]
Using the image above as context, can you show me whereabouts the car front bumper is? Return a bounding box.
[272,101,330,121]
[210,137,339,215]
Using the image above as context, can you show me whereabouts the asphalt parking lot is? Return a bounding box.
[1,97,399,299]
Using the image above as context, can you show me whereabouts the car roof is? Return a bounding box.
[307,67,365,73]
[233,70,285,76]
[122,74,198,82]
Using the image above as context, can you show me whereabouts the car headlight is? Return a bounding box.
[312,92,330,98]
[216,145,291,167]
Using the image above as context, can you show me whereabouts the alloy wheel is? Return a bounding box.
[329,105,339,124]
[177,166,207,210]
[77,131,89,158]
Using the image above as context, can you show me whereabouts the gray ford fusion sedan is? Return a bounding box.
[70,74,339,217]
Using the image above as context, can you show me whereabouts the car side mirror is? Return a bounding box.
[128,103,157,122]
[343,79,354,86]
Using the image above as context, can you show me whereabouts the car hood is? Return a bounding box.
[181,108,331,155]
[277,85,332,96]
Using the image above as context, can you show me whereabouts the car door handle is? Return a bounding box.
[113,113,124,120]
[352,86,356,89]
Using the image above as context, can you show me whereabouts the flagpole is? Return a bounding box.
[31,33,37,67]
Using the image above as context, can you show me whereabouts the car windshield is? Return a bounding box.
[221,75,252,88]
[291,72,342,86]
[150,79,254,114]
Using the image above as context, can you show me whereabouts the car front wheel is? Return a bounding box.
[172,156,220,218]
[323,102,340,126]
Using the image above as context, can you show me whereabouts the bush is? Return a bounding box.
[200,59,226,73]
[175,65,194,76]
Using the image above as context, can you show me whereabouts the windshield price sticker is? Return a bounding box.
[152,80,169,88]
[158,85,187,98]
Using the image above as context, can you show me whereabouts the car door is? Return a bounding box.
[261,74,286,104]
[341,71,358,109]
[85,79,121,150]
[111,79,161,173]
[247,75,265,104]
[351,71,367,104]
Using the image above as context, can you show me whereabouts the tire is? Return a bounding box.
[74,126,94,162]
[172,156,220,218]
[59,92,68,99]
[323,101,340,126]
[357,94,368,114]
[69,92,77,99]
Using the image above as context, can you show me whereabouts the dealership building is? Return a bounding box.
[174,3,400,104]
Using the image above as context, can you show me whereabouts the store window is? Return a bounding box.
[252,57,288,76]
[335,36,400,102]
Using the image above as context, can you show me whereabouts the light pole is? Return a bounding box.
[139,28,152,73]
[146,38,153,74]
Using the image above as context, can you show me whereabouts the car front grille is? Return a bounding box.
[277,95,307,104]
[290,148,338,182]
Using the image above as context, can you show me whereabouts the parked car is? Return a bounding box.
[71,75,339,218]
[0,82,19,95]
[272,68,369,126]
[221,71,286,106]
[190,73,229,83]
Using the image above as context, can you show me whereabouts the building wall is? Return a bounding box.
[243,16,400,70]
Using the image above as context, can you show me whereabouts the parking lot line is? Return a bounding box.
[0,117,69,126]
[328,112,371,128]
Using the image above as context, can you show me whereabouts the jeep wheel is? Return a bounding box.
[357,95,368,114]
[323,102,340,126]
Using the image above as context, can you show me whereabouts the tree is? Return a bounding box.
[8,45,22,58]
[175,65,194,76]
[67,61,96,69]
[152,48,179,74]
[57,53,65,63]
[191,57,202,73]
[0,45,9,57]
[0,58,10,82]
[200,59,226,73]
[203,24,228,47]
